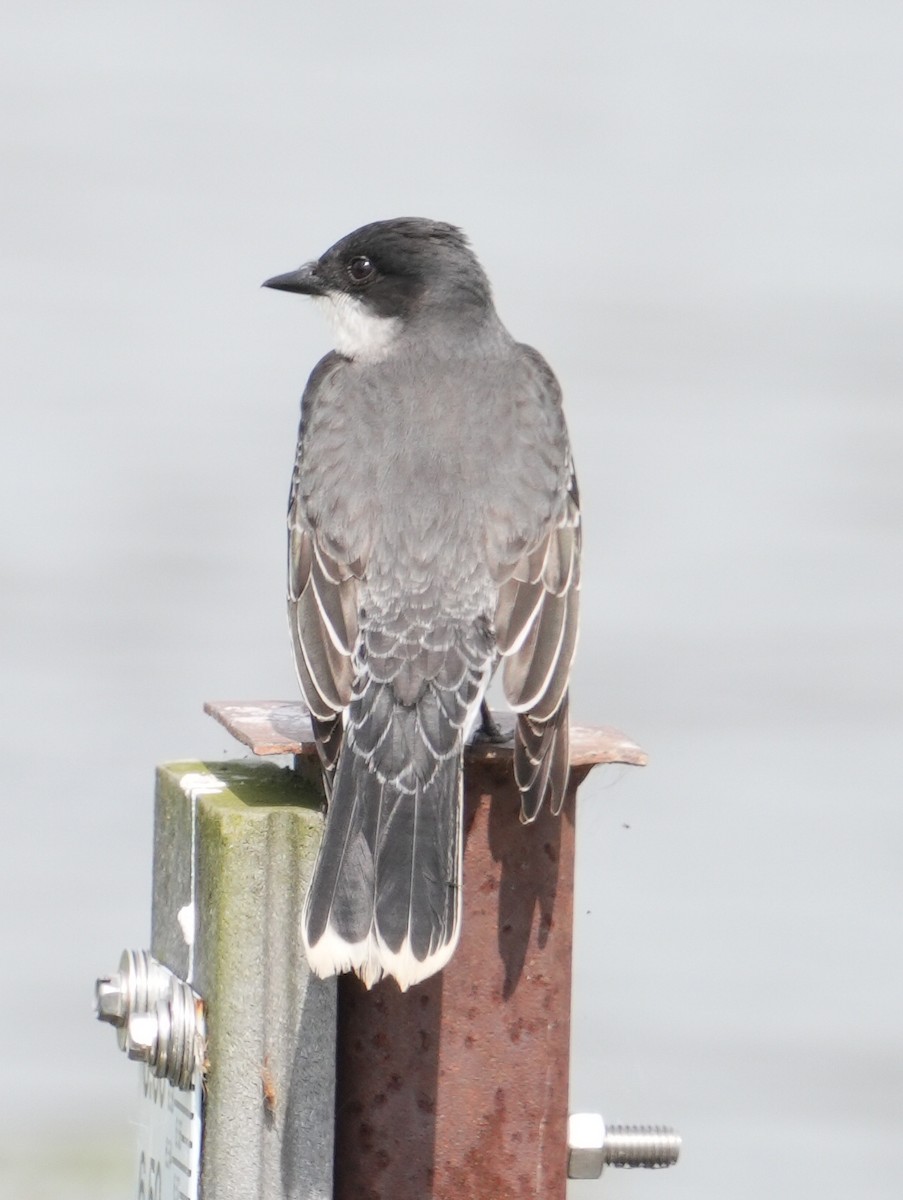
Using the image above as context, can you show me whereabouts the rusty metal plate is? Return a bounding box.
[203,700,647,767]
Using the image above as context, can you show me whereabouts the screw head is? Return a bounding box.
[95,975,127,1026]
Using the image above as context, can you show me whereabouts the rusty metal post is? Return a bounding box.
[334,760,587,1200]
[204,702,647,1200]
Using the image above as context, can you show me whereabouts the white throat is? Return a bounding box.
[316,293,401,363]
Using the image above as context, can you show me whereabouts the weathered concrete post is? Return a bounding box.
[152,759,336,1200]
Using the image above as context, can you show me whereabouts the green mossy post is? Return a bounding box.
[152,761,335,1200]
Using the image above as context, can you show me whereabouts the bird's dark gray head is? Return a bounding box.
[263,218,495,362]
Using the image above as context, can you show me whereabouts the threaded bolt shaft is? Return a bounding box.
[604,1124,682,1169]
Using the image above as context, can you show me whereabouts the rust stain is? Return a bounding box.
[260,1054,276,1123]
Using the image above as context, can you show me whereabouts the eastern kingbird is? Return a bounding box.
[264,218,580,990]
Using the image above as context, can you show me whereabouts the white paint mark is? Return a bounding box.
[177,903,196,947]
[179,772,227,983]
[179,773,228,801]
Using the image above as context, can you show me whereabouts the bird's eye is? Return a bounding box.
[347,256,375,284]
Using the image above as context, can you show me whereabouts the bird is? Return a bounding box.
[263,218,580,990]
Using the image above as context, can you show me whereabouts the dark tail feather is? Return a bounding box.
[302,698,463,990]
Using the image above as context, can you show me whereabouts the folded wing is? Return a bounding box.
[495,468,581,821]
[288,490,359,792]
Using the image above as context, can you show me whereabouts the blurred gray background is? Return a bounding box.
[2,2,900,1197]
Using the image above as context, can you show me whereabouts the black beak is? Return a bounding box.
[261,261,325,296]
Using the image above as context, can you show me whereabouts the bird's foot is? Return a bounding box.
[472,699,514,745]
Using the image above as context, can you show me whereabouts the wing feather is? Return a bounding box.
[495,467,581,822]
[495,576,545,655]
[288,527,359,777]
[288,600,337,723]
[502,591,567,711]
[288,518,313,601]
[287,358,360,782]
[311,549,356,656]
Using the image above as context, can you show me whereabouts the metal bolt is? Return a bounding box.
[126,1011,160,1063]
[95,976,128,1025]
[568,1113,681,1179]
[95,950,174,1049]
[95,950,205,1091]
